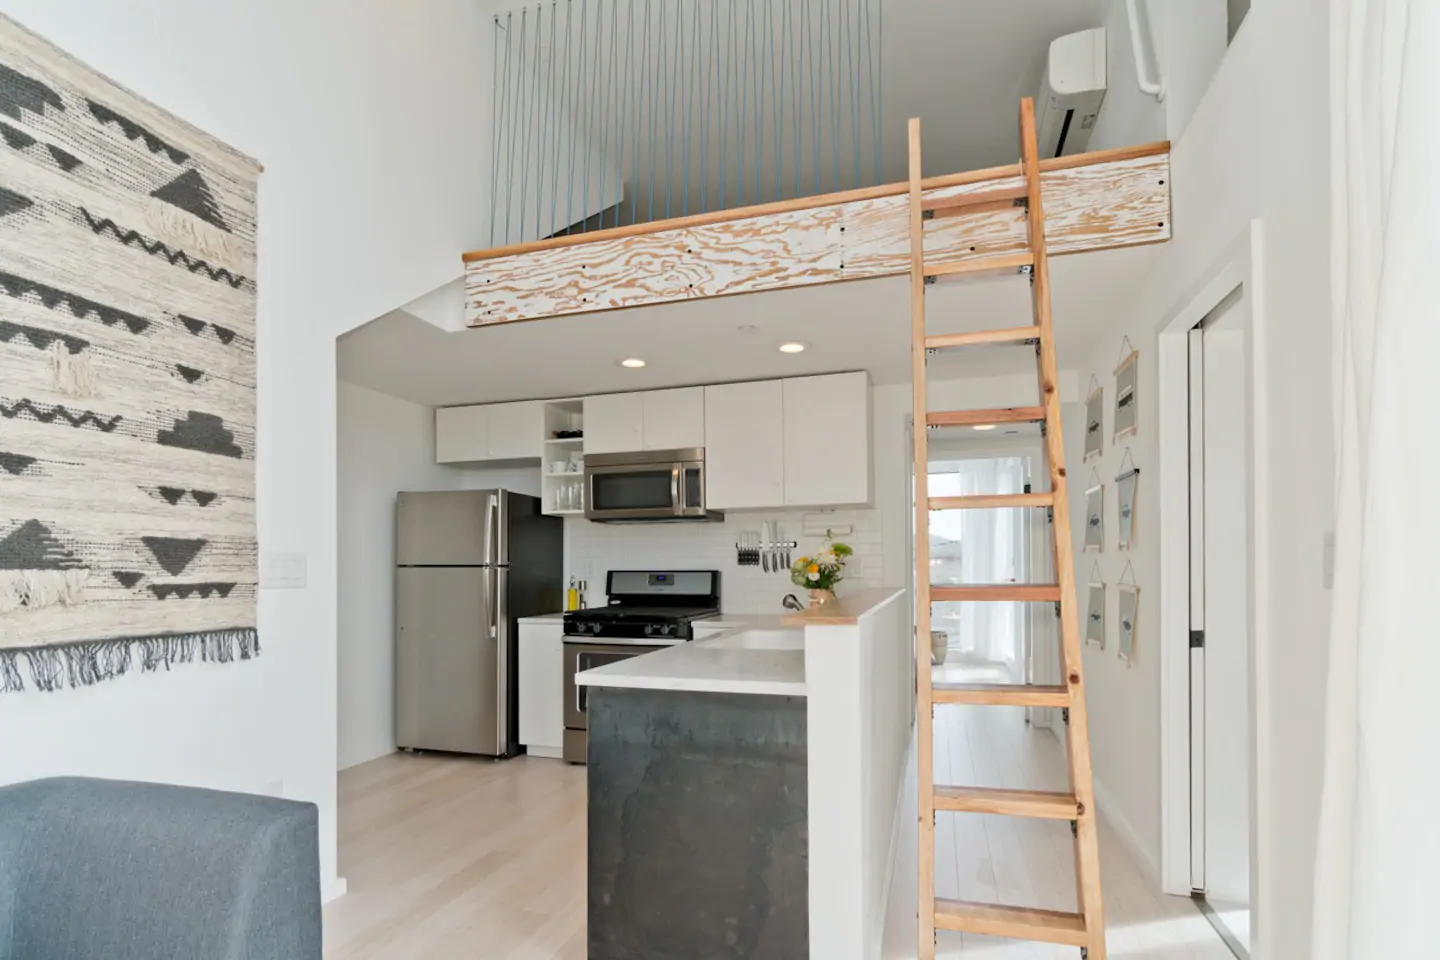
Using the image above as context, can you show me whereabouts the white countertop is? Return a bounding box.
[574,625,806,697]
[517,612,567,623]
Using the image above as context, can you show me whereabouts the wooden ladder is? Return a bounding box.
[910,100,1106,959]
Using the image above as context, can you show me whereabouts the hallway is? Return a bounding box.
[886,664,1233,959]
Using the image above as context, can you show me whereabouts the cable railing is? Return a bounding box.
[488,0,884,248]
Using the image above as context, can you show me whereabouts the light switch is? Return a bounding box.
[261,552,307,589]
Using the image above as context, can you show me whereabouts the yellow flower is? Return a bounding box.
[807,563,819,575]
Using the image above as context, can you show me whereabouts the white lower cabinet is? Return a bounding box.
[517,621,564,757]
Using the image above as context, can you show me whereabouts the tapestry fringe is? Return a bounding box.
[0,570,89,613]
[144,198,244,273]
[50,340,96,397]
[0,628,260,693]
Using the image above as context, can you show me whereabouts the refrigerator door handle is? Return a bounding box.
[488,494,501,566]
[493,566,508,754]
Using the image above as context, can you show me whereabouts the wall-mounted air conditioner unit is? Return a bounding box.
[1036,28,1108,159]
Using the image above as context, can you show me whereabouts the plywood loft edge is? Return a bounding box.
[463,140,1171,326]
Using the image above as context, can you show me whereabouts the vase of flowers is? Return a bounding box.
[790,532,853,608]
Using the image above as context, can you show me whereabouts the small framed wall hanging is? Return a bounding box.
[1083,471,1104,553]
[1085,564,1105,648]
[1116,451,1140,550]
[1114,338,1140,440]
[1117,565,1140,665]
[1084,377,1104,462]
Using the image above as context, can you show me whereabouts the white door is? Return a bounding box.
[435,405,488,463]
[486,401,543,460]
[704,380,784,509]
[782,372,870,506]
[1190,287,1254,953]
[584,393,644,454]
[641,387,706,450]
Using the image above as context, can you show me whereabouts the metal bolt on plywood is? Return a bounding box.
[909,100,1106,958]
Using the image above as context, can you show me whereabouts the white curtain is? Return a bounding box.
[928,458,1025,667]
[1315,2,1440,956]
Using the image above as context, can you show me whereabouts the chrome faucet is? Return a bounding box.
[782,594,805,612]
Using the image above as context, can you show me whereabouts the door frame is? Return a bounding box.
[1157,220,1271,939]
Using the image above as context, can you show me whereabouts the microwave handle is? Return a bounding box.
[671,466,682,511]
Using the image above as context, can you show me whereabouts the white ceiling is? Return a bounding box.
[337,243,1155,407]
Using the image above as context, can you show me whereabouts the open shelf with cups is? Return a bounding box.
[542,399,585,517]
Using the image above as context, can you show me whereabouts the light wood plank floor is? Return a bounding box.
[325,752,587,959]
[884,663,1233,959]
[327,667,1230,959]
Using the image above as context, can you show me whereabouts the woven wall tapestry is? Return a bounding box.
[0,14,261,692]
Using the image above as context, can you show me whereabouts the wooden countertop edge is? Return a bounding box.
[780,587,907,626]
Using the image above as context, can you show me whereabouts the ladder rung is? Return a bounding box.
[929,492,1054,511]
[925,326,1040,350]
[924,252,1034,281]
[932,584,1060,602]
[934,786,1079,820]
[933,683,1071,707]
[934,900,1088,947]
[926,406,1045,428]
[921,184,1028,217]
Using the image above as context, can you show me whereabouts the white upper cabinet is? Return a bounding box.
[782,372,871,507]
[486,401,545,460]
[435,401,542,463]
[704,380,784,509]
[583,393,645,454]
[435,405,488,463]
[641,387,706,450]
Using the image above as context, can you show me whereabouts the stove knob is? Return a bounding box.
[658,623,673,637]
[643,624,654,636]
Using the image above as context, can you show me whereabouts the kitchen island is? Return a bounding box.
[576,588,910,960]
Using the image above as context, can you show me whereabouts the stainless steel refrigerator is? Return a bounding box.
[395,489,562,757]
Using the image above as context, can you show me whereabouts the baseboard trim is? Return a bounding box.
[323,876,349,904]
[1092,776,1161,886]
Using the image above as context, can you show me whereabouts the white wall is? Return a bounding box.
[1067,0,1331,955]
[0,0,496,898]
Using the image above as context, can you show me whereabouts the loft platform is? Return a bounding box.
[461,141,1171,326]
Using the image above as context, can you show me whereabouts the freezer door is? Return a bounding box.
[395,490,499,567]
[395,566,501,755]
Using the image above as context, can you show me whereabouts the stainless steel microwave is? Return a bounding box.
[584,448,722,522]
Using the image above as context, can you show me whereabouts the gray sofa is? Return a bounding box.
[0,776,322,960]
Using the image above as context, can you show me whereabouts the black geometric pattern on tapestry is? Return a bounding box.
[192,490,218,506]
[112,571,143,589]
[0,451,37,475]
[140,536,205,576]
[0,629,260,694]
[0,185,32,218]
[156,412,242,458]
[0,270,150,334]
[0,319,89,355]
[46,143,80,171]
[0,119,33,149]
[79,208,249,289]
[84,100,189,164]
[151,169,229,232]
[174,364,204,384]
[1,399,122,432]
[0,62,63,120]
[156,486,185,505]
[0,519,85,570]
[148,582,235,601]
[177,315,243,347]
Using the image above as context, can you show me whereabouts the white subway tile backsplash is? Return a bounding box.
[566,508,885,615]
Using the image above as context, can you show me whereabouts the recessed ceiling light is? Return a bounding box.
[619,357,647,369]
[777,341,808,354]
[972,424,996,431]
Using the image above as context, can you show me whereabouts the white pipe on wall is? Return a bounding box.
[1125,0,1166,101]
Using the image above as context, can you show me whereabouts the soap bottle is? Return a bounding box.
[566,576,579,612]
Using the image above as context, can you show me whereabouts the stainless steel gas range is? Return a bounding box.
[560,570,720,764]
